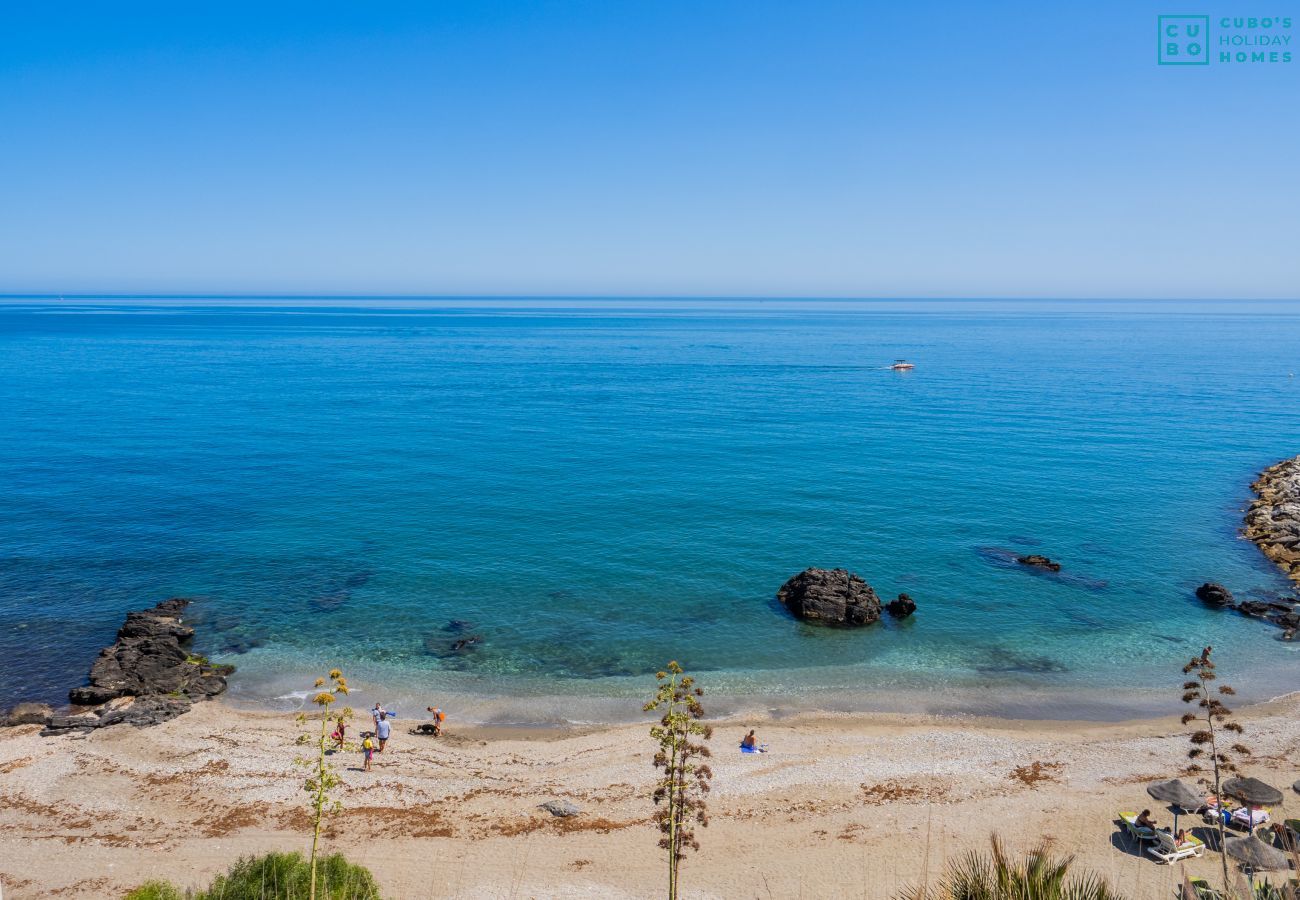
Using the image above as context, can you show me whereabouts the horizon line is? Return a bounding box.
[3,293,1300,304]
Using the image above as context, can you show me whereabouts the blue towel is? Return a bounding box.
[740,745,760,753]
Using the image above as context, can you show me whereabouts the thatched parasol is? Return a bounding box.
[1222,776,1284,807]
[1225,834,1289,871]
[1147,779,1205,832]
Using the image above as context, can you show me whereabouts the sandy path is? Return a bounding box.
[1,696,1297,899]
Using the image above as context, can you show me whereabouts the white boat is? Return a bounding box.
[890,359,915,370]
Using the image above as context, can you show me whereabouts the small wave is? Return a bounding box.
[273,690,311,711]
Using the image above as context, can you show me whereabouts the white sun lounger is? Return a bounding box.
[1146,829,1206,864]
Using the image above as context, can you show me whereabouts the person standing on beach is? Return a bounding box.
[361,734,375,771]
[426,706,446,736]
[375,710,392,752]
[332,715,346,751]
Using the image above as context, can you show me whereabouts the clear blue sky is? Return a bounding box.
[2,1,1297,298]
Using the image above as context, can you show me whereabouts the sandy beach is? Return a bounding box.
[2,694,1297,899]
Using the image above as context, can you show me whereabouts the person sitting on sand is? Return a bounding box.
[361,734,375,771]
[331,716,346,750]
[1136,809,1158,831]
[740,729,765,752]
[426,706,446,737]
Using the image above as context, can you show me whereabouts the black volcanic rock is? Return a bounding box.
[776,568,882,627]
[1196,582,1235,607]
[886,593,917,618]
[45,599,232,735]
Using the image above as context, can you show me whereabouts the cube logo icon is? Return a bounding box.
[1159,15,1210,64]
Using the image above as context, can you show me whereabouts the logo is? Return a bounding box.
[1158,15,1294,65]
[1159,15,1210,64]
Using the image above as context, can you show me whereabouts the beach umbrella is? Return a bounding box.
[1147,779,1205,832]
[1222,776,1285,807]
[1225,834,1289,888]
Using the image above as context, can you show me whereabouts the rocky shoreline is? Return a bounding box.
[2,598,232,734]
[1244,454,1300,585]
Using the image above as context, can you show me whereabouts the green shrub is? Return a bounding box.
[196,851,380,900]
[121,852,380,900]
[898,836,1125,900]
[124,882,185,900]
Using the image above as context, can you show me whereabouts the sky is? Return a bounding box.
[1,1,1297,298]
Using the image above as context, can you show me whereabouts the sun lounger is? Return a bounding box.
[1146,829,1205,864]
[1120,811,1156,843]
[1230,806,1270,829]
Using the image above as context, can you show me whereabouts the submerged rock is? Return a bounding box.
[886,593,917,618]
[1016,554,1062,572]
[776,568,882,627]
[45,599,232,735]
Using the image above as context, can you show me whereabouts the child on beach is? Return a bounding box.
[362,735,375,771]
[331,716,346,750]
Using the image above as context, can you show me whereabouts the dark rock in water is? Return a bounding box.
[1196,582,1235,607]
[217,633,267,655]
[776,568,881,627]
[308,569,373,612]
[449,635,483,654]
[2,702,54,727]
[978,547,1084,581]
[539,800,581,818]
[445,620,477,633]
[344,570,373,589]
[1016,554,1062,572]
[310,590,350,612]
[1194,579,1297,640]
[975,647,1068,674]
[1236,600,1273,618]
[47,599,232,735]
[886,593,917,618]
[974,546,1019,568]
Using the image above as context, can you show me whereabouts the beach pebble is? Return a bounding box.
[539,799,581,817]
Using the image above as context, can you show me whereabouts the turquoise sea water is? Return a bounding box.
[0,299,1297,723]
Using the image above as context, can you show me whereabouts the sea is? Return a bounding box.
[1,298,1297,724]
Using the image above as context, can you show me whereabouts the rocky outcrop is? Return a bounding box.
[1195,584,1298,641]
[2,702,54,727]
[1016,554,1062,572]
[1195,582,1234,607]
[777,568,882,627]
[1244,455,1300,585]
[886,593,917,618]
[43,599,232,735]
